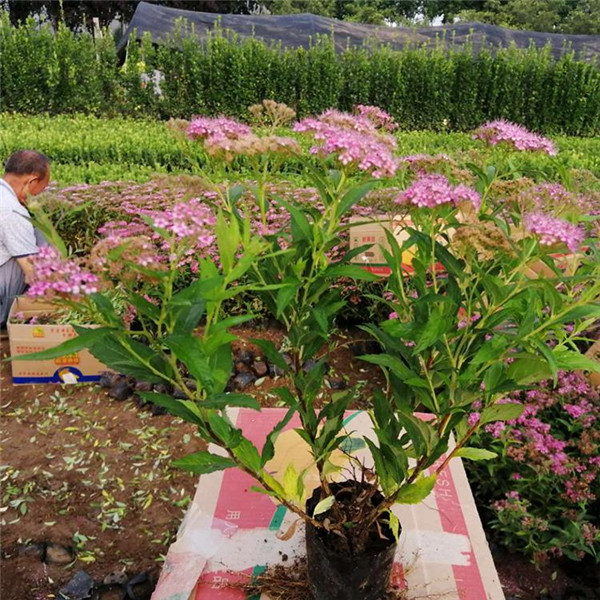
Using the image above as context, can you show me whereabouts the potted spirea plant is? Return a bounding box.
[19,108,600,600]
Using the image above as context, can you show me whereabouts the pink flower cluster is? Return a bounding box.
[396,174,481,211]
[523,211,585,252]
[296,109,382,136]
[187,116,251,142]
[354,105,398,132]
[294,109,398,178]
[473,120,558,156]
[28,247,100,298]
[152,199,216,246]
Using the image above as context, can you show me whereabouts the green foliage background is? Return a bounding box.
[1,14,599,136]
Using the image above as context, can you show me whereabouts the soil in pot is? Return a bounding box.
[305,481,398,600]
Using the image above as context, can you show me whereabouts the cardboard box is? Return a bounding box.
[7,296,107,384]
[348,214,414,276]
[586,340,600,388]
[153,409,505,600]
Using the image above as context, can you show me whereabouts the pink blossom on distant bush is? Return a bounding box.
[295,118,398,178]
[354,105,398,132]
[204,133,301,161]
[187,116,251,141]
[28,247,100,298]
[473,120,557,155]
[523,212,585,252]
[295,110,377,136]
[396,174,481,210]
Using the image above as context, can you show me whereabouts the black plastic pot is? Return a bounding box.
[305,482,398,600]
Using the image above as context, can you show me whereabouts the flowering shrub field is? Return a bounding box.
[3,113,600,186]
[13,105,600,571]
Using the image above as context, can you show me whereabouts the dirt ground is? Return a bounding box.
[1,330,598,600]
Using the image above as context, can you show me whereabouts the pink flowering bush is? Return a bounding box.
[28,246,100,298]
[523,211,585,253]
[187,115,251,142]
[468,371,600,563]
[294,109,398,178]
[473,120,558,155]
[396,173,481,211]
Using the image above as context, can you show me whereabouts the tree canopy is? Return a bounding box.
[3,0,599,34]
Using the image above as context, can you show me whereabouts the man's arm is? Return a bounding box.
[15,256,35,284]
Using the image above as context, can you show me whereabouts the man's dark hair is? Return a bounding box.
[4,150,50,177]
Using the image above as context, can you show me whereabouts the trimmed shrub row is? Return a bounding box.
[1,14,599,135]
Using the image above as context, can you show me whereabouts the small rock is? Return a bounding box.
[109,380,133,402]
[328,378,347,390]
[172,387,187,400]
[134,381,153,393]
[252,361,268,377]
[154,383,172,395]
[133,394,149,408]
[58,570,94,600]
[234,361,250,374]
[18,542,45,559]
[98,371,118,389]
[269,363,285,377]
[303,360,329,374]
[235,349,254,365]
[281,553,288,562]
[232,372,256,391]
[126,571,152,599]
[151,404,167,417]
[44,542,74,565]
[103,570,128,586]
[184,379,197,391]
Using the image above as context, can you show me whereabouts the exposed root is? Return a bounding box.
[228,559,409,600]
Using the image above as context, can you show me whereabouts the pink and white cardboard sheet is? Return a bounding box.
[152,408,505,600]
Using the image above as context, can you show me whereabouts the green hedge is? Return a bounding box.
[1,13,599,135]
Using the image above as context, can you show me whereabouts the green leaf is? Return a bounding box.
[201,393,260,411]
[479,402,524,425]
[454,448,497,461]
[250,339,290,373]
[8,326,111,361]
[361,354,428,388]
[531,339,558,384]
[164,335,215,392]
[276,280,299,318]
[388,511,401,541]
[275,197,311,241]
[87,334,171,383]
[169,282,207,334]
[507,354,553,384]
[325,264,380,282]
[172,451,236,474]
[414,306,454,353]
[396,411,439,455]
[395,474,437,504]
[138,392,203,424]
[312,495,335,516]
[261,406,297,466]
[336,180,376,218]
[553,348,600,373]
[232,438,262,471]
[216,209,239,275]
[89,293,121,326]
[283,464,301,502]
